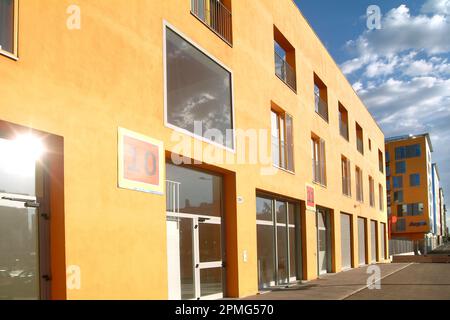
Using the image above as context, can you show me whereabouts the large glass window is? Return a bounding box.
[165,27,234,149]
[394,190,404,203]
[314,75,329,122]
[356,123,364,154]
[396,161,406,174]
[166,163,222,217]
[393,176,403,189]
[410,173,420,187]
[369,176,375,207]
[312,134,327,186]
[256,196,300,289]
[0,0,16,55]
[355,167,364,202]
[395,144,421,160]
[341,156,351,196]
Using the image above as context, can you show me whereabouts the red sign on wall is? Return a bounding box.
[306,184,316,211]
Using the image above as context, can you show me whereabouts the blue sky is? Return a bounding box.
[295,0,450,229]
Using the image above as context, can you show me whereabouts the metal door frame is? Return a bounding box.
[0,137,51,300]
[166,211,224,300]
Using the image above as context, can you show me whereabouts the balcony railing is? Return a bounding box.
[275,51,297,91]
[339,122,349,140]
[191,0,232,45]
[315,93,329,122]
[357,138,364,154]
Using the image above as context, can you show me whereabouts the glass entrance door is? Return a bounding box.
[0,136,44,300]
[317,209,330,275]
[166,214,224,300]
[165,164,224,300]
[256,196,300,290]
[0,195,39,300]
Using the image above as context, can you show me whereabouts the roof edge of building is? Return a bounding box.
[385,133,434,152]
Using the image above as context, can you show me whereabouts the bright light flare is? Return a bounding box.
[0,134,45,176]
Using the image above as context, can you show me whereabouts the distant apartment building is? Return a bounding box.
[386,134,444,245]
[439,188,447,237]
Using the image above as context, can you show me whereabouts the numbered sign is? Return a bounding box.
[118,127,164,195]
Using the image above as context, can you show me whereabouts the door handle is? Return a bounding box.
[42,274,52,282]
[1,196,40,208]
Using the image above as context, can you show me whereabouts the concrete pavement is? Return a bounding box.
[347,263,450,300]
[244,263,411,300]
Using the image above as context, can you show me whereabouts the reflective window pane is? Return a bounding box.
[166,164,222,217]
[257,225,275,289]
[166,27,233,149]
[199,223,222,262]
[276,201,287,224]
[256,197,273,222]
[200,268,222,297]
[289,227,296,279]
[0,205,39,300]
[0,0,14,54]
[277,226,288,285]
[179,218,195,300]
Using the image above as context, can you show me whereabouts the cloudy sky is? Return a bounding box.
[296,0,450,229]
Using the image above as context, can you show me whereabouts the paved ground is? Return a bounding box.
[430,243,450,255]
[244,263,411,300]
[244,263,450,300]
[347,263,450,300]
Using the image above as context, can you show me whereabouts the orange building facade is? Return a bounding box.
[0,0,388,300]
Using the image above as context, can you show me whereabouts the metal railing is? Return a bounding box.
[191,0,233,45]
[389,239,416,256]
[166,180,180,213]
[275,51,297,90]
[314,93,329,121]
[356,138,364,154]
[339,122,349,140]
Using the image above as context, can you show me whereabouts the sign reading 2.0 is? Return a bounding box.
[118,127,164,195]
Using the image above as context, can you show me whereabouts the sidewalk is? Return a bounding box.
[244,263,411,300]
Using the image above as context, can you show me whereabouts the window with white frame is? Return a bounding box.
[165,26,234,149]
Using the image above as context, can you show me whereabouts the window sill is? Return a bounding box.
[340,134,350,142]
[0,50,18,61]
[315,111,329,123]
[313,181,327,189]
[273,164,295,175]
[342,193,352,199]
[275,73,297,93]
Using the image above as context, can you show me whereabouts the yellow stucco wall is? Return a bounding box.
[0,0,387,299]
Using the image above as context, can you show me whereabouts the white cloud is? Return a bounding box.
[365,57,398,78]
[421,0,450,15]
[339,2,450,209]
[352,81,363,92]
[404,59,435,76]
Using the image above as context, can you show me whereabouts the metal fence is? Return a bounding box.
[191,0,232,45]
[389,239,415,256]
[315,93,329,121]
